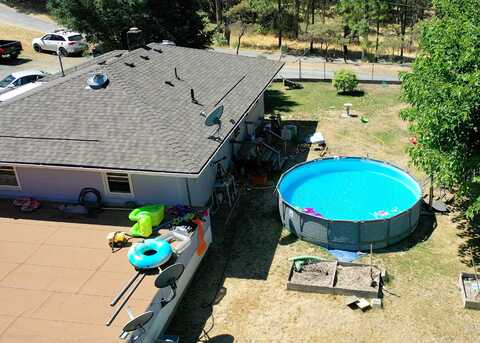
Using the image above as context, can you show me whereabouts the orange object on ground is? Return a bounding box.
[193,218,207,256]
[250,174,268,186]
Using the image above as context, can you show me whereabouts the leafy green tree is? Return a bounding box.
[47,0,212,49]
[401,0,480,219]
[227,0,257,54]
[337,0,390,61]
[301,19,342,60]
[337,0,370,60]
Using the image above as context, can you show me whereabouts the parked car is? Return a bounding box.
[0,81,45,103]
[0,40,22,60]
[0,70,46,95]
[32,30,87,56]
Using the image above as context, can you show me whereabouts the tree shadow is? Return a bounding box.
[337,90,366,97]
[264,88,298,114]
[452,204,480,266]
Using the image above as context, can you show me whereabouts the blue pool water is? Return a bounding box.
[278,158,422,221]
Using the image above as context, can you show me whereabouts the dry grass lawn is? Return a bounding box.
[221,24,418,61]
[169,83,480,343]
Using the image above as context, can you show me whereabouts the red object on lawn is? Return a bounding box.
[409,137,417,145]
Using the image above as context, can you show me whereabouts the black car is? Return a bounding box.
[0,40,22,60]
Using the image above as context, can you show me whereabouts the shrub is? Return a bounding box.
[212,31,229,47]
[332,70,359,94]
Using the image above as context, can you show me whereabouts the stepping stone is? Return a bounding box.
[371,298,383,309]
[346,296,359,309]
[357,298,371,311]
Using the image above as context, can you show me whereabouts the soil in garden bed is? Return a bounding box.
[463,277,480,302]
[291,261,336,287]
[334,265,380,292]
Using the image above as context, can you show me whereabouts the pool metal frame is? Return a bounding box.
[276,156,423,251]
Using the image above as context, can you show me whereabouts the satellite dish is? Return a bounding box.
[122,310,154,332]
[87,72,109,89]
[154,263,185,307]
[205,105,224,127]
[154,263,184,289]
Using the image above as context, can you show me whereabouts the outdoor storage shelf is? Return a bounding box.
[287,260,382,298]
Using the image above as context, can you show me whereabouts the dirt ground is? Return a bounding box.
[0,22,88,78]
[168,83,480,343]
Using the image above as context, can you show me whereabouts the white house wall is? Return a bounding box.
[0,167,105,203]
[130,174,188,206]
[233,94,265,154]
[0,166,188,206]
[188,140,232,206]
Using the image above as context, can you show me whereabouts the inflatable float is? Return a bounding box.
[128,239,172,270]
[128,204,165,238]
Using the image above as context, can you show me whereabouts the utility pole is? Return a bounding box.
[278,0,283,48]
[57,52,65,77]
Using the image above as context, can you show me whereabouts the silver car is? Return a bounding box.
[32,30,87,56]
[0,70,46,95]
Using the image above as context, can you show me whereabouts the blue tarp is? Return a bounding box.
[328,249,364,262]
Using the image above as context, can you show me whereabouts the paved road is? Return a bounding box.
[213,47,405,82]
[0,3,57,32]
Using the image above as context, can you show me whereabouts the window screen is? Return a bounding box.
[0,167,18,187]
[106,173,131,194]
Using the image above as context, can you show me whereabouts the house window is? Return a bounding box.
[0,166,19,188]
[105,172,133,195]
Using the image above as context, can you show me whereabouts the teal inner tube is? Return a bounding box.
[128,239,173,270]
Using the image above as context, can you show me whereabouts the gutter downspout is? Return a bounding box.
[185,178,192,207]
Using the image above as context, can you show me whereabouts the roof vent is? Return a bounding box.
[160,40,176,46]
[87,72,109,89]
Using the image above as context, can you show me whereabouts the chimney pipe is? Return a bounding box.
[174,67,179,80]
[126,27,144,51]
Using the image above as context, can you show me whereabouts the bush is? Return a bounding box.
[332,70,359,93]
[212,31,229,47]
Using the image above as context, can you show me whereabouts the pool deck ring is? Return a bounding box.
[276,156,423,251]
[128,239,173,270]
[78,187,102,208]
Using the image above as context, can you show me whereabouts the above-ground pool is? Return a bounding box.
[277,157,422,251]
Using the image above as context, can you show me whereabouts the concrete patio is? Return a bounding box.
[0,200,163,343]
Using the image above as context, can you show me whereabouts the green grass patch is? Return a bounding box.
[265,82,402,120]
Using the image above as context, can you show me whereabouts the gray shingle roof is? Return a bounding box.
[0,44,283,175]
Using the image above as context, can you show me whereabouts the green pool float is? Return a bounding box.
[129,204,165,238]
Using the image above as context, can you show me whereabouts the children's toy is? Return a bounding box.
[128,204,165,238]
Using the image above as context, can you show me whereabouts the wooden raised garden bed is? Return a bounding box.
[459,272,480,310]
[287,259,382,298]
